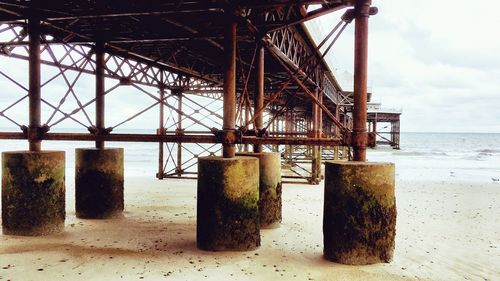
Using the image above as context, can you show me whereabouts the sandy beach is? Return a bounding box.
[1,174,498,281]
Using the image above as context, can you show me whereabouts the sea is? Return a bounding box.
[0,131,498,184]
[368,132,500,183]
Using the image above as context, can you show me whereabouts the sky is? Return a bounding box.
[306,0,500,133]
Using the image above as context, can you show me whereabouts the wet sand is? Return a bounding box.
[1,177,499,281]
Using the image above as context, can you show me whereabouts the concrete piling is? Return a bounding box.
[2,151,65,236]
[236,152,282,228]
[75,148,124,219]
[197,156,260,251]
[323,161,396,264]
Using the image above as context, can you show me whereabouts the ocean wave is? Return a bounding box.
[462,155,486,161]
[475,149,500,154]
[393,151,448,157]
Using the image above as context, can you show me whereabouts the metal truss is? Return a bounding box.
[0,1,363,185]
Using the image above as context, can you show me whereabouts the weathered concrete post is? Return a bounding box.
[237,152,282,228]
[323,0,396,265]
[75,40,124,219]
[197,11,260,251]
[2,151,65,236]
[324,162,396,264]
[75,148,124,218]
[197,156,260,250]
[2,18,66,236]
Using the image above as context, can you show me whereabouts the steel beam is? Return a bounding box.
[157,84,165,179]
[0,132,343,147]
[352,0,371,161]
[95,40,105,149]
[176,90,183,175]
[28,18,41,151]
[253,43,265,153]
[311,88,321,183]
[222,14,237,158]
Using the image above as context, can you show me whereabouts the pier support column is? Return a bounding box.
[323,0,394,265]
[222,13,237,158]
[2,19,66,236]
[2,151,65,235]
[253,43,265,153]
[352,0,372,162]
[75,148,124,218]
[75,41,124,218]
[157,80,165,179]
[311,88,322,184]
[197,156,260,251]
[236,152,282,228]
[323,161,396,264]
[176,89,183,175]
[197,12,260,251]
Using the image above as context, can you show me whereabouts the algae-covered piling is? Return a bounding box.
[197,156,260,251]
[2,151,65,236]
[75,148,124,219]
[236,152,282,228]
[323,161,396,264]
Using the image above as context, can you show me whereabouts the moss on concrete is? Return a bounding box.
[2,151,65,236]
[237,152,282,228]
[323,161,396,265]
[75,148,124,219]
[197,156,260,251]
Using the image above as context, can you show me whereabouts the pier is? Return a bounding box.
[0,0,396,265]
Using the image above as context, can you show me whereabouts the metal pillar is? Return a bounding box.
[306,115,312,158]
[285,111,293,164]
[334,105,340,160]
[157,84,165,179]
[311,88,321,183]
[244,104,250,152]
[28,18,41,152]
[318,91,323,138]
[318,90,323,177]
[176,90,183,175]
[352,0,372,161]
[222,14,237,158]
[253,44,265,153]
[95,40,105,149]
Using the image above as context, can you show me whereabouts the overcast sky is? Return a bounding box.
[307,0,500,133]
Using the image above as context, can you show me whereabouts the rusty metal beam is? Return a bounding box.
[266,4,349,33]
[222,14,237,158]
[0,132,344,146]
[28,17,41,151]
[44,133,217,143]
[176,89,183,175]
[264,42,347,132]
[352,0,373,161]
[242,137,341,146]
[157,81,165,179]
[95,40,105,149]
[253,43,264,153]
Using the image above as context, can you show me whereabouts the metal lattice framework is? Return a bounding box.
[0,0,376,184]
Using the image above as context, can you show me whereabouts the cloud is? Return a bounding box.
[306,0,500,133]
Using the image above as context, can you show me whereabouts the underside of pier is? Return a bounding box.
[0,0,378,184]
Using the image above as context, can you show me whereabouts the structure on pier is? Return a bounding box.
[367,102,401,149]
[340,90,401,150]
[0,0,397,264]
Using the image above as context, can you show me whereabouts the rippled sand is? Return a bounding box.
[1,177,499,281]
